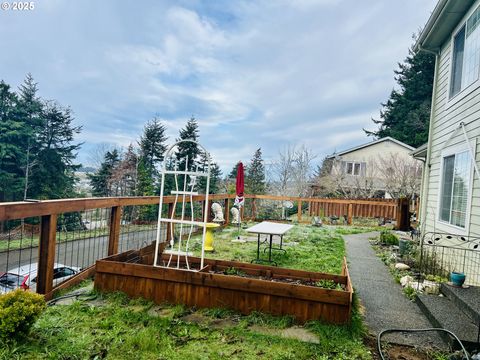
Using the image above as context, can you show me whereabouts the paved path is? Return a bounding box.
[344,232,445,349]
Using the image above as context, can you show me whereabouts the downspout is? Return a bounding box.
[419,46,440,235]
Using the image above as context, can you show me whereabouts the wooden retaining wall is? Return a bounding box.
[94,248,353,324]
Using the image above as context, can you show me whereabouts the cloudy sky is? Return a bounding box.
[1,0,437,172]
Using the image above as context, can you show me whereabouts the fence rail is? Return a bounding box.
[0,194,410,298]
[419,232,480,286]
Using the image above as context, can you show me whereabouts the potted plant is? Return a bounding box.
[450,271,466,287]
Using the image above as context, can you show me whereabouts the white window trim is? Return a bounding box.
[436,141,475,235]
[345,161,362,176]
[446,2,480,109]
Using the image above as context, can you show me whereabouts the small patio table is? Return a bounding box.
[246,221,294,266]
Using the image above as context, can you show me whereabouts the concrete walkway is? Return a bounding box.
[344,232,444,349]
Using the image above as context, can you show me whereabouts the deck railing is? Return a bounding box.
[0,194,410,298]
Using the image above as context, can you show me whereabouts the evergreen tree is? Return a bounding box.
[209,163,222,194]
[0,75,82,201]
[197,151,222,194]
[0,81,25,202]
[137,117,167,196]
[29,101,82,199]
[316,156,334,178]
[245,148,266,195]
[88,149,120,196]
[136,158,155,196]
[228,162,239,180]
[138,117,167,169]
[365,46,435,147]
[175,116,200,171]
[17,74,43,199]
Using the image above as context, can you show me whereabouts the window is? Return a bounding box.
[0,273,23,287]
[450,5,480,97]
[344,162,363,176]
[439,151,471,228]
[53,267,76,279]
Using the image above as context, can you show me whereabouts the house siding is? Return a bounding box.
[331,140,418,194]
[422,0,480,241]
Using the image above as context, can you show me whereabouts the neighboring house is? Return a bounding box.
[415,0,480,284]
[318,137,418,198]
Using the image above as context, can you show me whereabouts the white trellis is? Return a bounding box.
[153,140,211,271]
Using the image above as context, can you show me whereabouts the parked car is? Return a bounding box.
[0,263,81,294]
[0,272,29,294]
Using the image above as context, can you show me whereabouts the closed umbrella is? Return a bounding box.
[234,162,244,239]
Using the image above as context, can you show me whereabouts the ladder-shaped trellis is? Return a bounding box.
[153,140,211,271]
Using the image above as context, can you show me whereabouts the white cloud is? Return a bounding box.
[0,0,438,172]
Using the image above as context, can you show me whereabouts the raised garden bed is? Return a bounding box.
[94,243,353,324]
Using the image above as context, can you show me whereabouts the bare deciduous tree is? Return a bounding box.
[292,145,317,197]
[271,145,296,196]
[270,145,317,196]
[376,153,422,198]
[88,143,115,169]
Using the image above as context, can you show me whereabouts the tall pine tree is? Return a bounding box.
[138,117,167,196]
[29,101,82,199]
[197,151,222,194]
[0,81,25,202]
[17,74,43,200]
[0,75,82,201]
[88,149,120,196]
[138,117,167,169]
[175,117,200,171]
[245,148,266,195]
[365,46,435,147]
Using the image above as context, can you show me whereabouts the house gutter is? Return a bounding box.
[414,0,449,53]
[419,51,440,234]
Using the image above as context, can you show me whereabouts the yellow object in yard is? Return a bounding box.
[204,223,220,252]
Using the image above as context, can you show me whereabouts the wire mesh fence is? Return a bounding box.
[0,217,41,292]
[420,232,480,286]
[54,210,110,272]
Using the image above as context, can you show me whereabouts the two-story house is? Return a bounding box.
[416,0,480,285]
[318,137,418,198]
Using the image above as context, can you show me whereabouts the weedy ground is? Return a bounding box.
[1,224,447,360]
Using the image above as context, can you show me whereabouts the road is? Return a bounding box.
[0,229,158,273]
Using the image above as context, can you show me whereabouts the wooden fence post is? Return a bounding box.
[297,200,302,222]
[224,198,230,224]
[252,198,257,221]
[36,214,57,294]
[396,198,410,231]
[108,206,122,256]
[166,202,174,241]
[207,200,213,222]
[347,203,353,225]
[201,200,206,221]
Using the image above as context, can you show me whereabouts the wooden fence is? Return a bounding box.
[0,194,411,298]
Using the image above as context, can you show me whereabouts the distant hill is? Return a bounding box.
[78,166,97,173]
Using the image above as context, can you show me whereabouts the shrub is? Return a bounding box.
[403,286,417,301]
[0,290,46,343]
[379,230,399,246]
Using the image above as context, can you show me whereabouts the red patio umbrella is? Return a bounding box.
[234,162,244,240]
[234,161,244,208]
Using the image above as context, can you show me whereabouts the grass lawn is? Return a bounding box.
[1,224,377,360]
[188,223,371,274]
